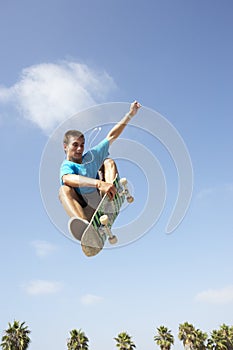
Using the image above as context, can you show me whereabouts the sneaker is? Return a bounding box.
[68,217,89,241]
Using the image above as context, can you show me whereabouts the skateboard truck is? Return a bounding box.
[119,178,134,203]
[97,176,134,247]
[100,215,118,244]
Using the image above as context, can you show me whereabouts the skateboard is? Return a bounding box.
[70,175,134,257]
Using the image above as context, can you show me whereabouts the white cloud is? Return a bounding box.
[0,60,116,132]
[31,240,57,257]
[196,183,233,200]
[195,286,233,304]
[0,85,12,101]
[196,187,215,200]
[80,294,103,306]
[23,279,62,296]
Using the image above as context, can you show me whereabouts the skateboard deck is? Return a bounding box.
[68,174,134,257]
[81,175,124,257]
[81,175,133,257]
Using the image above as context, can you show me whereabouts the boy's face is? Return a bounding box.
[64,136,85,163]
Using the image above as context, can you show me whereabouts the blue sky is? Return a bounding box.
[0,0,233,349]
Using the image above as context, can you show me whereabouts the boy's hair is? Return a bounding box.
[63,130,85,145]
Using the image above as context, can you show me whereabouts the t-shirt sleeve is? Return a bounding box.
[92,138,110,164]
[60,161,75,185]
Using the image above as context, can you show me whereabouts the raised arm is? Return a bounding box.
[106,101,141,145]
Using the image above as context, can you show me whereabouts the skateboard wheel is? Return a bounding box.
[120,177,127,186]
[108,235,118,244]
[127,196,134,203]
[127,195,134,203]
[100,214,109,226]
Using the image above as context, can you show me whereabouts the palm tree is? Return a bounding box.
[1,320,31,350]
[220,324,233,350]
[178,322,196,350]
[114,331,136,350]
[178,322,208,350]
[154,326,174,350]
[194,328,208,350]
[67,329,89,350]
[207,324,233,350]
[207,329,227,350]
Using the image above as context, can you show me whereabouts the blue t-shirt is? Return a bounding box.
[60,138,110,194]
